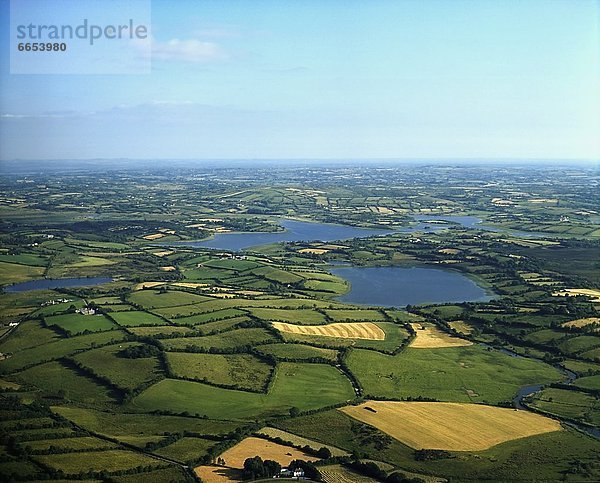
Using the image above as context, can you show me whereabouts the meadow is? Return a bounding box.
[346,346,563,404]
[131,362,355,420]
[166,352,272,391]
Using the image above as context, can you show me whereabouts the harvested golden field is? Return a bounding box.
[218,437,319,468]
[172,282,209,289]
[134,281,165,290]
[160,266,176,272]
[142,233,165,240]
[553,289,600,303]
[562,317,600,331]
[339,401,562,451]
[257,427,349,457]
[152,250,174,257]
[194,465,241,483]
[409,323,472,348]
[272,322,385,340]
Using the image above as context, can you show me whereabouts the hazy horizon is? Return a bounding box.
[1,0,599,161]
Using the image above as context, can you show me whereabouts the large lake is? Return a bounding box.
[3,277,113,293]
[330,266,493,306]
[172,219,394,251]
[168,215,543,251]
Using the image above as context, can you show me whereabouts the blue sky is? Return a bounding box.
[0,0,598,160]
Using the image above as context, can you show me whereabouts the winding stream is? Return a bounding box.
[481,343,598,438]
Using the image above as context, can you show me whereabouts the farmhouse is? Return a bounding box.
[76,307,96,315]
[278,467,305,479]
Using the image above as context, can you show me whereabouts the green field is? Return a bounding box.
[256,343,338,361]
[0,320,59,353]
[128,289,212,308]
[166,352,272,391]
[346,345,563,404]
[160,327,276,351]
[109,310,168,327]
[16,361,117,404]
[52,406,239,443]
[131,362,355,419]
[153,436,216,462]
[529,387,600,426]
[0,330,127,373]
[22,436,117,452]
[44,312,117,334]
[173,308,247,325]
[324,309,387,321]
[0,261,45,284]
[127,325,194,337]
[248,307,328,324]
[34,450,165,474]
[73,342,163,391]
[0,253,48,266]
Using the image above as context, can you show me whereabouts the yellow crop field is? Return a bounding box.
[272,322,385,340]
[409,323,472,348]
[172,282,209,288]
[340,401,562,451]
[134,281,165,290]
[219,436,318,467]
[562,317,600,331]
[257,427,349,457]
[142,233,165,240]
[194,465,240,483]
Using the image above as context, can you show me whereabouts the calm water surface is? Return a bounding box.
[331,266,493,306]
[171,219,394,251]
[3,277,113,293]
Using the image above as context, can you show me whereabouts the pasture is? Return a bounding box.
[249,307,327,324]
[166,352,272,391]
[340,401,562,451]
[109,311,167,327]
[128,289,212,308]
[44,313,117,335]
[131,362,354,420]
[16,361,117,404]
[34,450,164,474]
[346,346,563,404]
[73,342,163,391]
[154,437,216,462]
[0,329,127,373]
[160,328,276,351]
[256,343,338,361]
[52,406,239,443]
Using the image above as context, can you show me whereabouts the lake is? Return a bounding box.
[3,277,113,293]
[330,266,493,306]
[170,219,394,251]
[168,215,544,252]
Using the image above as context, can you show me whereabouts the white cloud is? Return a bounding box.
[151,38,227,63]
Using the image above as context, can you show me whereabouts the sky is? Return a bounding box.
[0,0,598,161]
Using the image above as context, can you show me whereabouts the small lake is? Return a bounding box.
[171,219,394,251]
[330,266,493,306]
[3,277,113,293]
